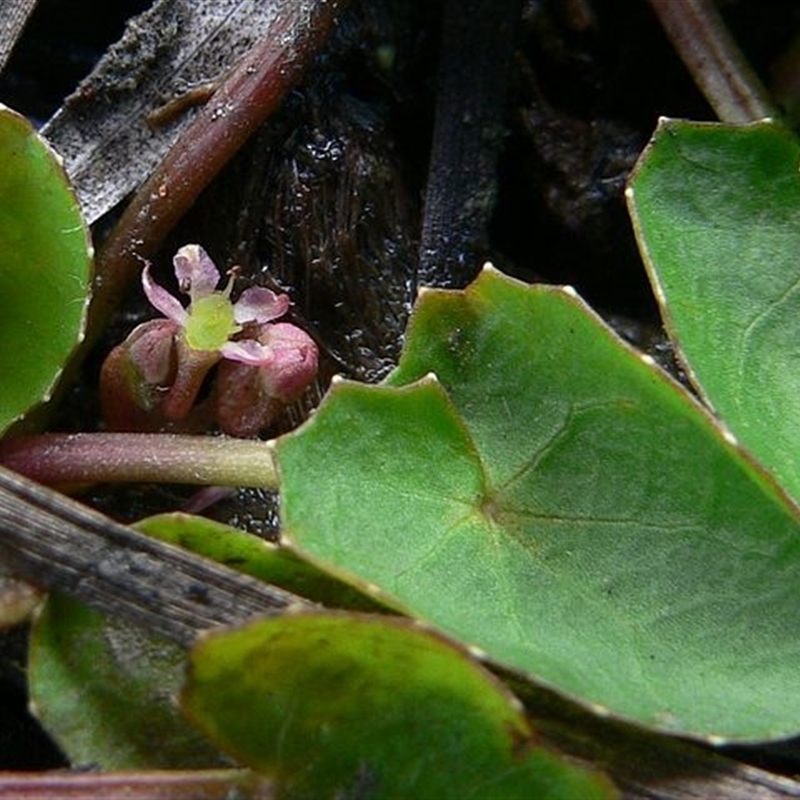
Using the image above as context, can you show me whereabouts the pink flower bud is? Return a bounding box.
[100,320,178,431]
[214,323,319,437]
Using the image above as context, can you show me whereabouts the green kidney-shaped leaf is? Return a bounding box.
[278,267,800,742]
[627,118,800,505]
[0,105,92,432]
[183,611,617,799]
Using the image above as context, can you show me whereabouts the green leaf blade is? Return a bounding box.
[627,118,800,503]
[279,268,800,741]
[280,376,488,592]
[138,512,383,611]
[183,612,617,799]
[0,105,92,431]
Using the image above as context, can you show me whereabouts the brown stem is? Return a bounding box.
[90,0,346,337]
[0,0,38,75]
[418,0,520,288]
[0,432,279,489]
[647,0,777,123]
[0,464,306,647]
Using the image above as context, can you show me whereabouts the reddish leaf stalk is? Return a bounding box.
[0,433,278,489]
[91,0,346,336]
[0,769,273,799]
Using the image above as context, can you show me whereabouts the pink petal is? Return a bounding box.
[220,323,319,400]
[219,338,274,366]
[173,244,220,298]
[142,265,188,325]
[232,286,290,324]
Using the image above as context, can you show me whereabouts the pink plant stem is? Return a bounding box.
[0,433,278,489]
[91,0,346,336]
[0,769,273,799]
[161,347,221,422]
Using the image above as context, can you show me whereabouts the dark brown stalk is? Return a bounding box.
[647,0,777,123]
[0,465,308,647]
[418,0,520,288]
[0,0,39,74]
[91,0,346,336]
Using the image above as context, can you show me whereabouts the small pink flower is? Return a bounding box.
[142,244,290,359]
[101,244,318,436]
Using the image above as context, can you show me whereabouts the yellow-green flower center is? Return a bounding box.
[184,294,241,351]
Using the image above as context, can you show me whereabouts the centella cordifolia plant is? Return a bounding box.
[100,245,319,437]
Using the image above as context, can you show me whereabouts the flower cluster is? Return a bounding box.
[100,245,318,437]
